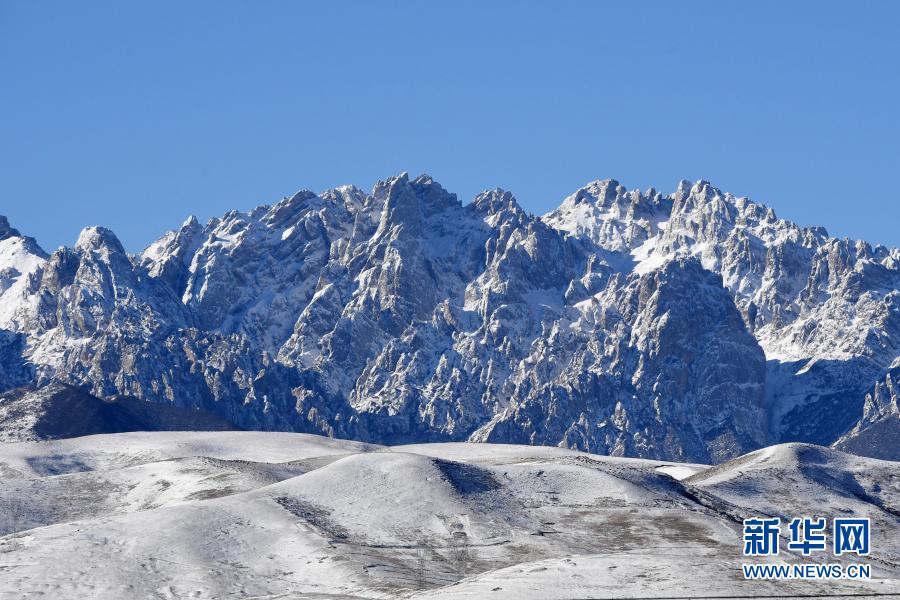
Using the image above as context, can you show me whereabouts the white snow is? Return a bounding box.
[654,463,706,480]
[0,236,46,327]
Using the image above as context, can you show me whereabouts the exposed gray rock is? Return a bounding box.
[833,365,900,460]
[0,381,237,443]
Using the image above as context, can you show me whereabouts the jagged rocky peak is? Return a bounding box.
[574,178,624,204]
[833,365,900,460]
[318,185,368,214]
[470,189,531,238]
[471,188,521,217]
[138,215,205,287]
[673,178,692,197]
[0,215,49,327]
[65,226,136,285]
[672,178,723,211]
[544,178,671,251]
[0,215,48,258]
[372,172,460,234]
[546,177,802,253]
[74,225,129,256]
[263,190,322,228]
[552,178,627,215]
[0,215,21,241]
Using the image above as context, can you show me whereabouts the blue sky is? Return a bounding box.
[2,1,898,252]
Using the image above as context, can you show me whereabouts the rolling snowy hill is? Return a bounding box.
[0,432,897,599]
[0,174,897,462]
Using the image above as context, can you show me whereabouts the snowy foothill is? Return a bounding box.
[1,432,897,599]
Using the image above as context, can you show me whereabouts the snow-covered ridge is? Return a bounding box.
[0,173,896,463]
[546,178,898,364]
[0,217,47,329]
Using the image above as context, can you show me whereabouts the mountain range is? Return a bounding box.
[1,174,897,462]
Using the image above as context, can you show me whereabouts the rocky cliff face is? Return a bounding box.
[0,174,896,462]
[833,361,900,460]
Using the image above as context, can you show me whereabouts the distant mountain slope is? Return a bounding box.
[0,174,896,461]
[833,364,900,460]
[0,382,237,443]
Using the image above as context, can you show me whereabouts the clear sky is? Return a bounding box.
[1,1,898,252]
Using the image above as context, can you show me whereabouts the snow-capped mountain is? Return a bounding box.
[0,174,897,462]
